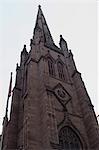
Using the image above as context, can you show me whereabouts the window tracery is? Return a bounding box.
[59,126,82,150]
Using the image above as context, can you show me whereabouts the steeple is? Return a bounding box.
[33,5,54,46]
[1,6,99,150]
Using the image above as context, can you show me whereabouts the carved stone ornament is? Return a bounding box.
[54,84,71,106]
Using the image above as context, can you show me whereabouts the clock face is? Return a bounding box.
[54,84,71,105]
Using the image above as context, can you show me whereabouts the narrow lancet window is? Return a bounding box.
[57,62,65,80]
[48,58,55,76]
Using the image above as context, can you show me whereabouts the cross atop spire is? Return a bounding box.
[33,5,54,46]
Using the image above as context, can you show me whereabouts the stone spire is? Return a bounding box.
[33,5,54,46]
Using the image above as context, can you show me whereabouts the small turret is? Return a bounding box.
[59,35,69,57]
[21,44,28,55]
[20,45,28,66]
[16,63,20,71]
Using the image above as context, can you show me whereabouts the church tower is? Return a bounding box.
[1,6,99,150]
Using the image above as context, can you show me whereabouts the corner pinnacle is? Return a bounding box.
[60,35,62,38]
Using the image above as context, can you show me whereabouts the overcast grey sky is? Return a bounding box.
[0,0,98,133]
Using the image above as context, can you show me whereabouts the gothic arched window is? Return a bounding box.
[57,62,65,80]
[48,58,55,76]
[59,126,83,150]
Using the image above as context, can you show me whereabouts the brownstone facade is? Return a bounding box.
[1,6,99,150]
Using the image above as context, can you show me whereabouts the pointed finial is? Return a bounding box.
[60,34,65,39]
[22,44,27,53]
[69,49,73,55]
[59,35,68,55]
[24,44,26,49]
[60,35,62,38]
[38,5,41,9]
